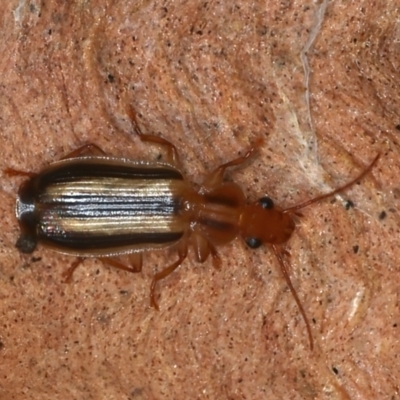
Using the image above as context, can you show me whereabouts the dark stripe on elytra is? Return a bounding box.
[39,196,182,217]
[37,162,183,188]
[39,231,183,250]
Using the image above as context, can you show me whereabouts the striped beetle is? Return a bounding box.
[7,113,380,349]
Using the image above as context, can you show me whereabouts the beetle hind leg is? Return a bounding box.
[62,253,143,283]
[62,257,85,283]
[4,144,106,177]
[61,143,106,159]
[101,253,143,273]
[3,168,36,178]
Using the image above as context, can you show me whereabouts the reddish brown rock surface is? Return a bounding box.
[0,1,398,399]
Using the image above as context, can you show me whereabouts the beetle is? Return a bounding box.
[6,113,380,350]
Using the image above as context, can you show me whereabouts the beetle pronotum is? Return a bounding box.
[6,112,380,350]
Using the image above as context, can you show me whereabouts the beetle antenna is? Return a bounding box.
[272,244,314,350]
[283,153,380,214]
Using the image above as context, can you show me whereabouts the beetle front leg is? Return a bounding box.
[191,230,221,269]
[201,139,262,190]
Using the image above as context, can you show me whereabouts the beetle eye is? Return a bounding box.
[245,237,262,249]
[258,196,274,209]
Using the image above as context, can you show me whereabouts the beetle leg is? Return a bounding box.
[4,144,106,176]
[127,253,143,272]
[3,168,36,178]
[191,231,211,263]
[62,257,85,282]
[191,231,222,269]
[61,143,106,159]
[150,241,188,310]
[201,140,261,190]
[128,105,180,167]
[101,253,143,273]
[139,134,181,167]
[62,254,143,283]
[209,242,221,269]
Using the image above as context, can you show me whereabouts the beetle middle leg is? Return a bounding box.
[128,105,180,166]
[150,240,189,310]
